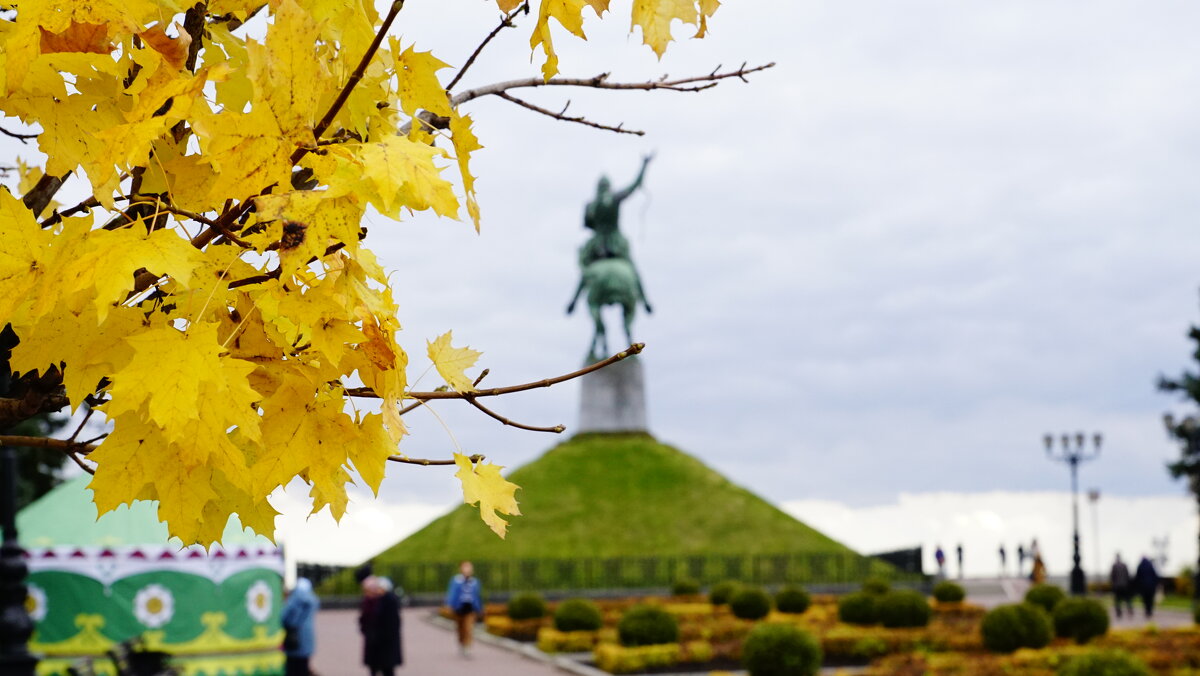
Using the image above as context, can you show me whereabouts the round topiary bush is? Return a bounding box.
[861,577,891,596]
[507,592,547,620]
[1053,598,1110,644]
[1056,649,1151,676]
[671,579,700,597]
[709,580,741,606]
[932,581,966,603]
[876,590,932,628]
[775,586,811,614]
[554,598,603,632]
[1025,584,1066,613]
[837,592,878,626]
[730,587,772,620]
[981,603,1053,653]
[618,605,679,647]
[742,623,822,676]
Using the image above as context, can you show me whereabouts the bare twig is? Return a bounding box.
[472,369,490,387]
[0,125,37,143]
[446,2,529,92]
[452,62,775,106]
[495,92,643,135]
[68,407,96,442]
[66,451,96,475]
[347,343,644,401]
[388,453,484,466]
[463,394,565,433]
[0,435,98,454]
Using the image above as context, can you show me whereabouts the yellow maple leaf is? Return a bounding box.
[105,322,261,447]
[530,0,608,80]
[454,452,521,538]
[330,138,459,219]
[248,0,330,143]
[427,331,482,393]
[631,0,713,58]
[392,41,452,120]
[254,190,366,275]
[0,189,54,325]
[449,111,483,231]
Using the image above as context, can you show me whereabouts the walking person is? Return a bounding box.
[998,544,1007,578]
[1134,555,1160,618]
[360,576,403,675]
[445,560,483,658]
[1110,553,1133,619]
[282,578,319,676]
[935,545,947,579]
[956,544,964,579]
[1017,544,1026,577]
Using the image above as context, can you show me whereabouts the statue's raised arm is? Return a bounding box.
[613,153,654,202]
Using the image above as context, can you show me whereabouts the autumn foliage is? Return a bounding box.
[0,0,733,545]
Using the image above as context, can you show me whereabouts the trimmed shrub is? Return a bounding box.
[671,579,700,597]
[837,592,877,626]
[1053,598,1110,644]
[709,580,741,606]
[507,593,547,620]
[876,590,932,628]
[932,581,965,603]
[618,605,679,647]
[554,598,603,632]
[861,577,891,596]
[1025,583,1066,613]
[730,587,772,621]
[1056,649,1151,676]
[775,586,811,614]
[742,623,822,676]
[981,603,1053,653]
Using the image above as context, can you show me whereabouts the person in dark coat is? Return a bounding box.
[282,578,319,676]
[360,576,403,676]
[1134,555,1160,618]
[1110,553,1133,619]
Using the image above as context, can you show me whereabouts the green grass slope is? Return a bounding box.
[374,433,855,564]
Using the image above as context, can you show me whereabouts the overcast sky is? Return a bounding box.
[10,1,1200,557]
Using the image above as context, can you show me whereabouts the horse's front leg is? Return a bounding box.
[589,302,607,359]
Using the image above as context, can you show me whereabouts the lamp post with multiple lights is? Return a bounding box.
[1044,431,1102,596]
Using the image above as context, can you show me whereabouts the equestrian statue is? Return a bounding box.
[567,154,654,362]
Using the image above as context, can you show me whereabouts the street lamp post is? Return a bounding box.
[1087,489,1100,583]
[1044,431,1102,596]
[1162,412,1200,608]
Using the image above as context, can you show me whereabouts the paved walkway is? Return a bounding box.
[962,577,1193,628]
[313,608,563,676]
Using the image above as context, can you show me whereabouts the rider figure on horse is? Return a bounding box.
[567,155,654,362]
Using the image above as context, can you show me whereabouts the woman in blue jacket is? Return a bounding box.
[282,577,319,676]
[445,561,483,657]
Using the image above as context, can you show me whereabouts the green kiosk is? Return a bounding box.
[17,476,284,676]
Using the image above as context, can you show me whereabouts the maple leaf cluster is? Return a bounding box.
[0,0,722,545]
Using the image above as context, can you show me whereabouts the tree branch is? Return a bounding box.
[463,393,565,433]
[347,343,643,401]
[0,125,37,143]
[23,173,68,218]
[452,62,775,106]
[446,2,529,92]
[494,92,643,135]
[388,453,484,466]
[292,0,406,165]
[0,435,97,454]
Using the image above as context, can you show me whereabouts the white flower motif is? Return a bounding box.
[133,584,175,628]
[246,580,272,623]
[25,584,46,622]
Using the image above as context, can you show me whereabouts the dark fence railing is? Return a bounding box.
[299,550,926,598]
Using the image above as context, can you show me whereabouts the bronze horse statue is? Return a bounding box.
[567,155,653,362]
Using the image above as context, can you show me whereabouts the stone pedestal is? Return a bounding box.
[578,356,648,433]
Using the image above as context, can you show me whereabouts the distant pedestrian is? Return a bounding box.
[360,576,403,675]
[1017,544,1026,576]
[1110,553,1133,619]
[282,578,319,676]
[1134,555,1160,618]
[998,545,1007,577]
[445,560,484,657]
[935,545,947,579]
[956,544,964,579]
